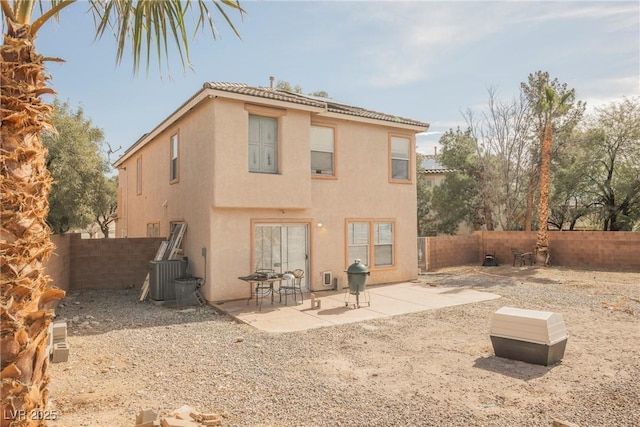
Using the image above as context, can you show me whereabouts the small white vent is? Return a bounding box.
[322,271,332,287]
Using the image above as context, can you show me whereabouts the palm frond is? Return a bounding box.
[87,0,243,75]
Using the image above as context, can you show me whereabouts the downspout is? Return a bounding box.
[119,166,128,237]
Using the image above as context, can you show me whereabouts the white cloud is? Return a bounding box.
[357,3,506,87]
[416,131,444,136]
[519,3,639,29]
[340,2,638,89]
[579,75,640,113]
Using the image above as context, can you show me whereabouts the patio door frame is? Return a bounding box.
[250,219,310,290]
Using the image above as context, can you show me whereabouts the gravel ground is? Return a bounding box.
[48,265,640,427]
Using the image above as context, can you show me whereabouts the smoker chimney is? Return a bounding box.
[434,146,438,156]
[269,76,274,89]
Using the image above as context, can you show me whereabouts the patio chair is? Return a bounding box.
[511,248,534,266]
[279,269,304,305]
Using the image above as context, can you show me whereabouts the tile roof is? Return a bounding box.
[205,82,429,128]
[204,82,325,108]
[115,82,428,166]
[420,156,456,173]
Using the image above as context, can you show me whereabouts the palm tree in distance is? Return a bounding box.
[535,85,572,265]
[1,1,242,423]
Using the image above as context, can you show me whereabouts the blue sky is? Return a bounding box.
[35,1,639,161]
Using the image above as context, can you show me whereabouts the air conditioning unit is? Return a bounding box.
[149,259,187,301]
[322,271,332,287]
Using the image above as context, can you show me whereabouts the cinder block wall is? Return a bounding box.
[69,234,165,289]
[549,231,640,269]
[429,231,640,270]
[48,234,72,291]
[478,231,537,266]
[426,234,480,269]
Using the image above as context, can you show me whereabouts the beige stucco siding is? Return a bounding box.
[117,100,216,280]
[308,119,417,291]
[204,116,418,302]
[211,99,312,209]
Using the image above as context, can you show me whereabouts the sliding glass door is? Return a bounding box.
[254,224,309,289]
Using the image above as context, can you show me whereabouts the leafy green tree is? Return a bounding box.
[44,99,109,234]
[309,90,329,98]
[276,80,329,98]
[580,98,640,230]
[430,171,482,234]
[276,80,303,93]
[1,0,242,419]
[430,128,487,234]
[93,175,118,238]
[547,143,593,230]
[416,151,433,236]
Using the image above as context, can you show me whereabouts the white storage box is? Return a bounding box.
[490,307,568,366]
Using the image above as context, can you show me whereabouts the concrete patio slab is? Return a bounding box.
[212,281,501,333]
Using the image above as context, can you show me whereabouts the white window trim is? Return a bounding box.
[170,133,179,182]
[390,135,412,183]
[346,219,396,269]
[311,124,336,177]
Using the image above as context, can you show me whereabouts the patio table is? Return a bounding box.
[237,274,283,310]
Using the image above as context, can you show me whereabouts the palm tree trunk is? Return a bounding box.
[1,22,65,426]
[535,122,552,265]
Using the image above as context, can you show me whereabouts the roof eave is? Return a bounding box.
[207,88,327,113]
[114,87,210,167]
[316,111,429,132]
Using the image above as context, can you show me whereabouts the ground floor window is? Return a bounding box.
[147,222,160,237]
[346,219,395,268]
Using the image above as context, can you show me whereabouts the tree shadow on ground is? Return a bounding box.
[424,265,563,288]
[473,355,558,381]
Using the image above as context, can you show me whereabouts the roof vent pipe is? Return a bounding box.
[269,76,274,89]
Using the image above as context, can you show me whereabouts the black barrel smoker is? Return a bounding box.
[344,259,371,309]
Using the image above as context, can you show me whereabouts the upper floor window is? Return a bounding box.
[390,135,411,181]
[248,115,278,173]
[170,133,179,182]
[311,125,335,176]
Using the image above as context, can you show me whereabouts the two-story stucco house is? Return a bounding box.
[114,82,429,302]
